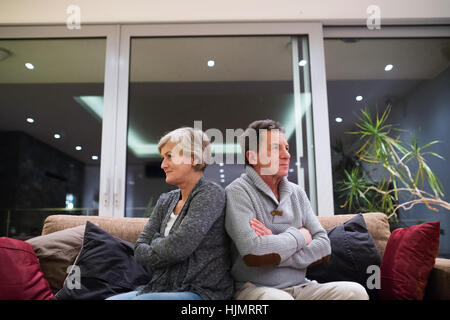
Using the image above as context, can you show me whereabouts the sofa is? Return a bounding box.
[2,212,449,300]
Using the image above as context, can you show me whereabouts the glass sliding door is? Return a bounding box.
[124,35,317,217]
[0,38,106,239]
[324,35,450,257]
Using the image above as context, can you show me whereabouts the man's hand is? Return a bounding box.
[299,227,312,245]
[249,218,273,236]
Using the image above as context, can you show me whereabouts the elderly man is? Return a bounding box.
[225,119,369,300]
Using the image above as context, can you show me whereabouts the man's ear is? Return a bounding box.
[246,150,258,165]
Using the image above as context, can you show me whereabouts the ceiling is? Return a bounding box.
[1,37,449,83]
[129,36,294,82]
[325,38,450,151]
[0,38,106,83]
[0,83,104,165]
[325,38,450,80]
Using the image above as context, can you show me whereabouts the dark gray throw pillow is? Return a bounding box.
[53,221,152,300]
[306,214,381,300]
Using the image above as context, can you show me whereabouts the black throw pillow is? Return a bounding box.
[53,221,152,300]
[306,214,382,300]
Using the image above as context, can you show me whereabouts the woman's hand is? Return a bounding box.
[249,218,273,236]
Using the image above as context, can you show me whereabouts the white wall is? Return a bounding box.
[1,0,449,25]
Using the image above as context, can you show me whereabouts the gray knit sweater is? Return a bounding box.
[134,177,234,300]
[225,166,331,290]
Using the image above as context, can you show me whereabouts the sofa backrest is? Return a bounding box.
[42,215,148,244]
[42,212,391,258]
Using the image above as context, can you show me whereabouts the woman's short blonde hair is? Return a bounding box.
[157,127,212,172]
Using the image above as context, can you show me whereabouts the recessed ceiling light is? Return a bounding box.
[26,117,34,123]
[220,174,225,178]
[335,117,343,123]
[220,179,225,183]
[54,133,61,139]
[25,63,34,70]
[356,95,363,101]
[384,64,393,71]
[298,60,307,67]
[75,146,82,151]
[207,60,215,67]
[219,163,224,167]
[219,169,224,173]
[92,155,99,160]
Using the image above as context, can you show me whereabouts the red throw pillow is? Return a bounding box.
[0,237,54,300]
[380,221,440,300]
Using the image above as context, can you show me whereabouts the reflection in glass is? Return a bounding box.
[0,38,106,239]
[126,36,316,217]
[325,37,450,257]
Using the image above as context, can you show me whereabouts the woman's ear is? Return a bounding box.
[246,150,258,165]
[191,155,200,168]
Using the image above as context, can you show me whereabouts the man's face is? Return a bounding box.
[250,130,291,177]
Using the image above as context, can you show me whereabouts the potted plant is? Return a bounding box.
[337,105,450,224]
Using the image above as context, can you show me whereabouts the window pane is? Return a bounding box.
[126,36,316,217]
[325,37,450,257]
[0,38,106,240]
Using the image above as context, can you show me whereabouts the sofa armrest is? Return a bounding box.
[425,258,450,300]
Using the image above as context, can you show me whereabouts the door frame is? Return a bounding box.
[115,22,334,217]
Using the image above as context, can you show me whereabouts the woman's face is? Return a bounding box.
[160,141,196,186]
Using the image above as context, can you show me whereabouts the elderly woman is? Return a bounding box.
[107,127,234,300]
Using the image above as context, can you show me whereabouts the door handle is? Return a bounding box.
[103,178,110,208]
[114,178,121,209]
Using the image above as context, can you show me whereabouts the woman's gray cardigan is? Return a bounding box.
[134,177,234,300]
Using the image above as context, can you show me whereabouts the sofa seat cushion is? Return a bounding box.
[0,237,53,300]
[425,258,450,300]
